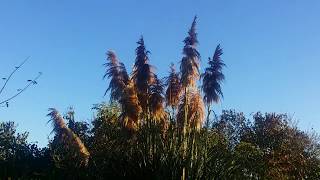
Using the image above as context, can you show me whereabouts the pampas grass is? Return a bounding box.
[202,44,225,105]
[180,16,201,88]
[177,89,205,131]
[104,50,129,102]
[47,108,90,166]
[165,63,182,109]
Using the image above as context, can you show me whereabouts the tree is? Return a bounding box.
[0,121,52,179]
[247,113,320,179]
[64,107,91,144]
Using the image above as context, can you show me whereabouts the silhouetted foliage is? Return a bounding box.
[1,107,320,179]
[0,121,53,179]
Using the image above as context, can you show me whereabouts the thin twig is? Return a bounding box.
[0,56,30,95]
[0,72,42,105]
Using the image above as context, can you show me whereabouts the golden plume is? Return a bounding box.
[103,50,143,131]
[177,89,205,131]
[149,75,168,129]
[119,79,142,131]
[165,63,182,109]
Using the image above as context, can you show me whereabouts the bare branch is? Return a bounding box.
[0,72,42,105]
[0,56,30,95]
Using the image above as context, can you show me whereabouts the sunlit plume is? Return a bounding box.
[47,108,90,166]
[165,63,182,109]
[177,89,205,131]
[180,16,201,88]
[132,37,156,111]
[119,79,142,131]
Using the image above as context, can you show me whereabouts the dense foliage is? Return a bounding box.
[1,108,319,179]
[1,17,320,179]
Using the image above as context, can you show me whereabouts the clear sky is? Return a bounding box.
[1,0,319,147]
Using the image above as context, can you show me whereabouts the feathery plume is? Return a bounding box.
[177,89,205,131]
[104,50,129,102]
[165,63,182,108]
[47,108,90,166]
[149,75,168,125]
[180,16,201,88]
[131,37,156,111]
[119,79,142,131]
[201,44,225,105]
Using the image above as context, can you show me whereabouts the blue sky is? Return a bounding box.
[1,0,320,147]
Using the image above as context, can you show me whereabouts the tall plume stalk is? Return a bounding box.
[165,63,182,117]
[201,44,225,126]
[132,37,156,113]
[47,108,90,166]
[201,44,225,176]
[179,16,203,128]
[178,16,203,130]
[178,16,203,179]
[104,51,141,131]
